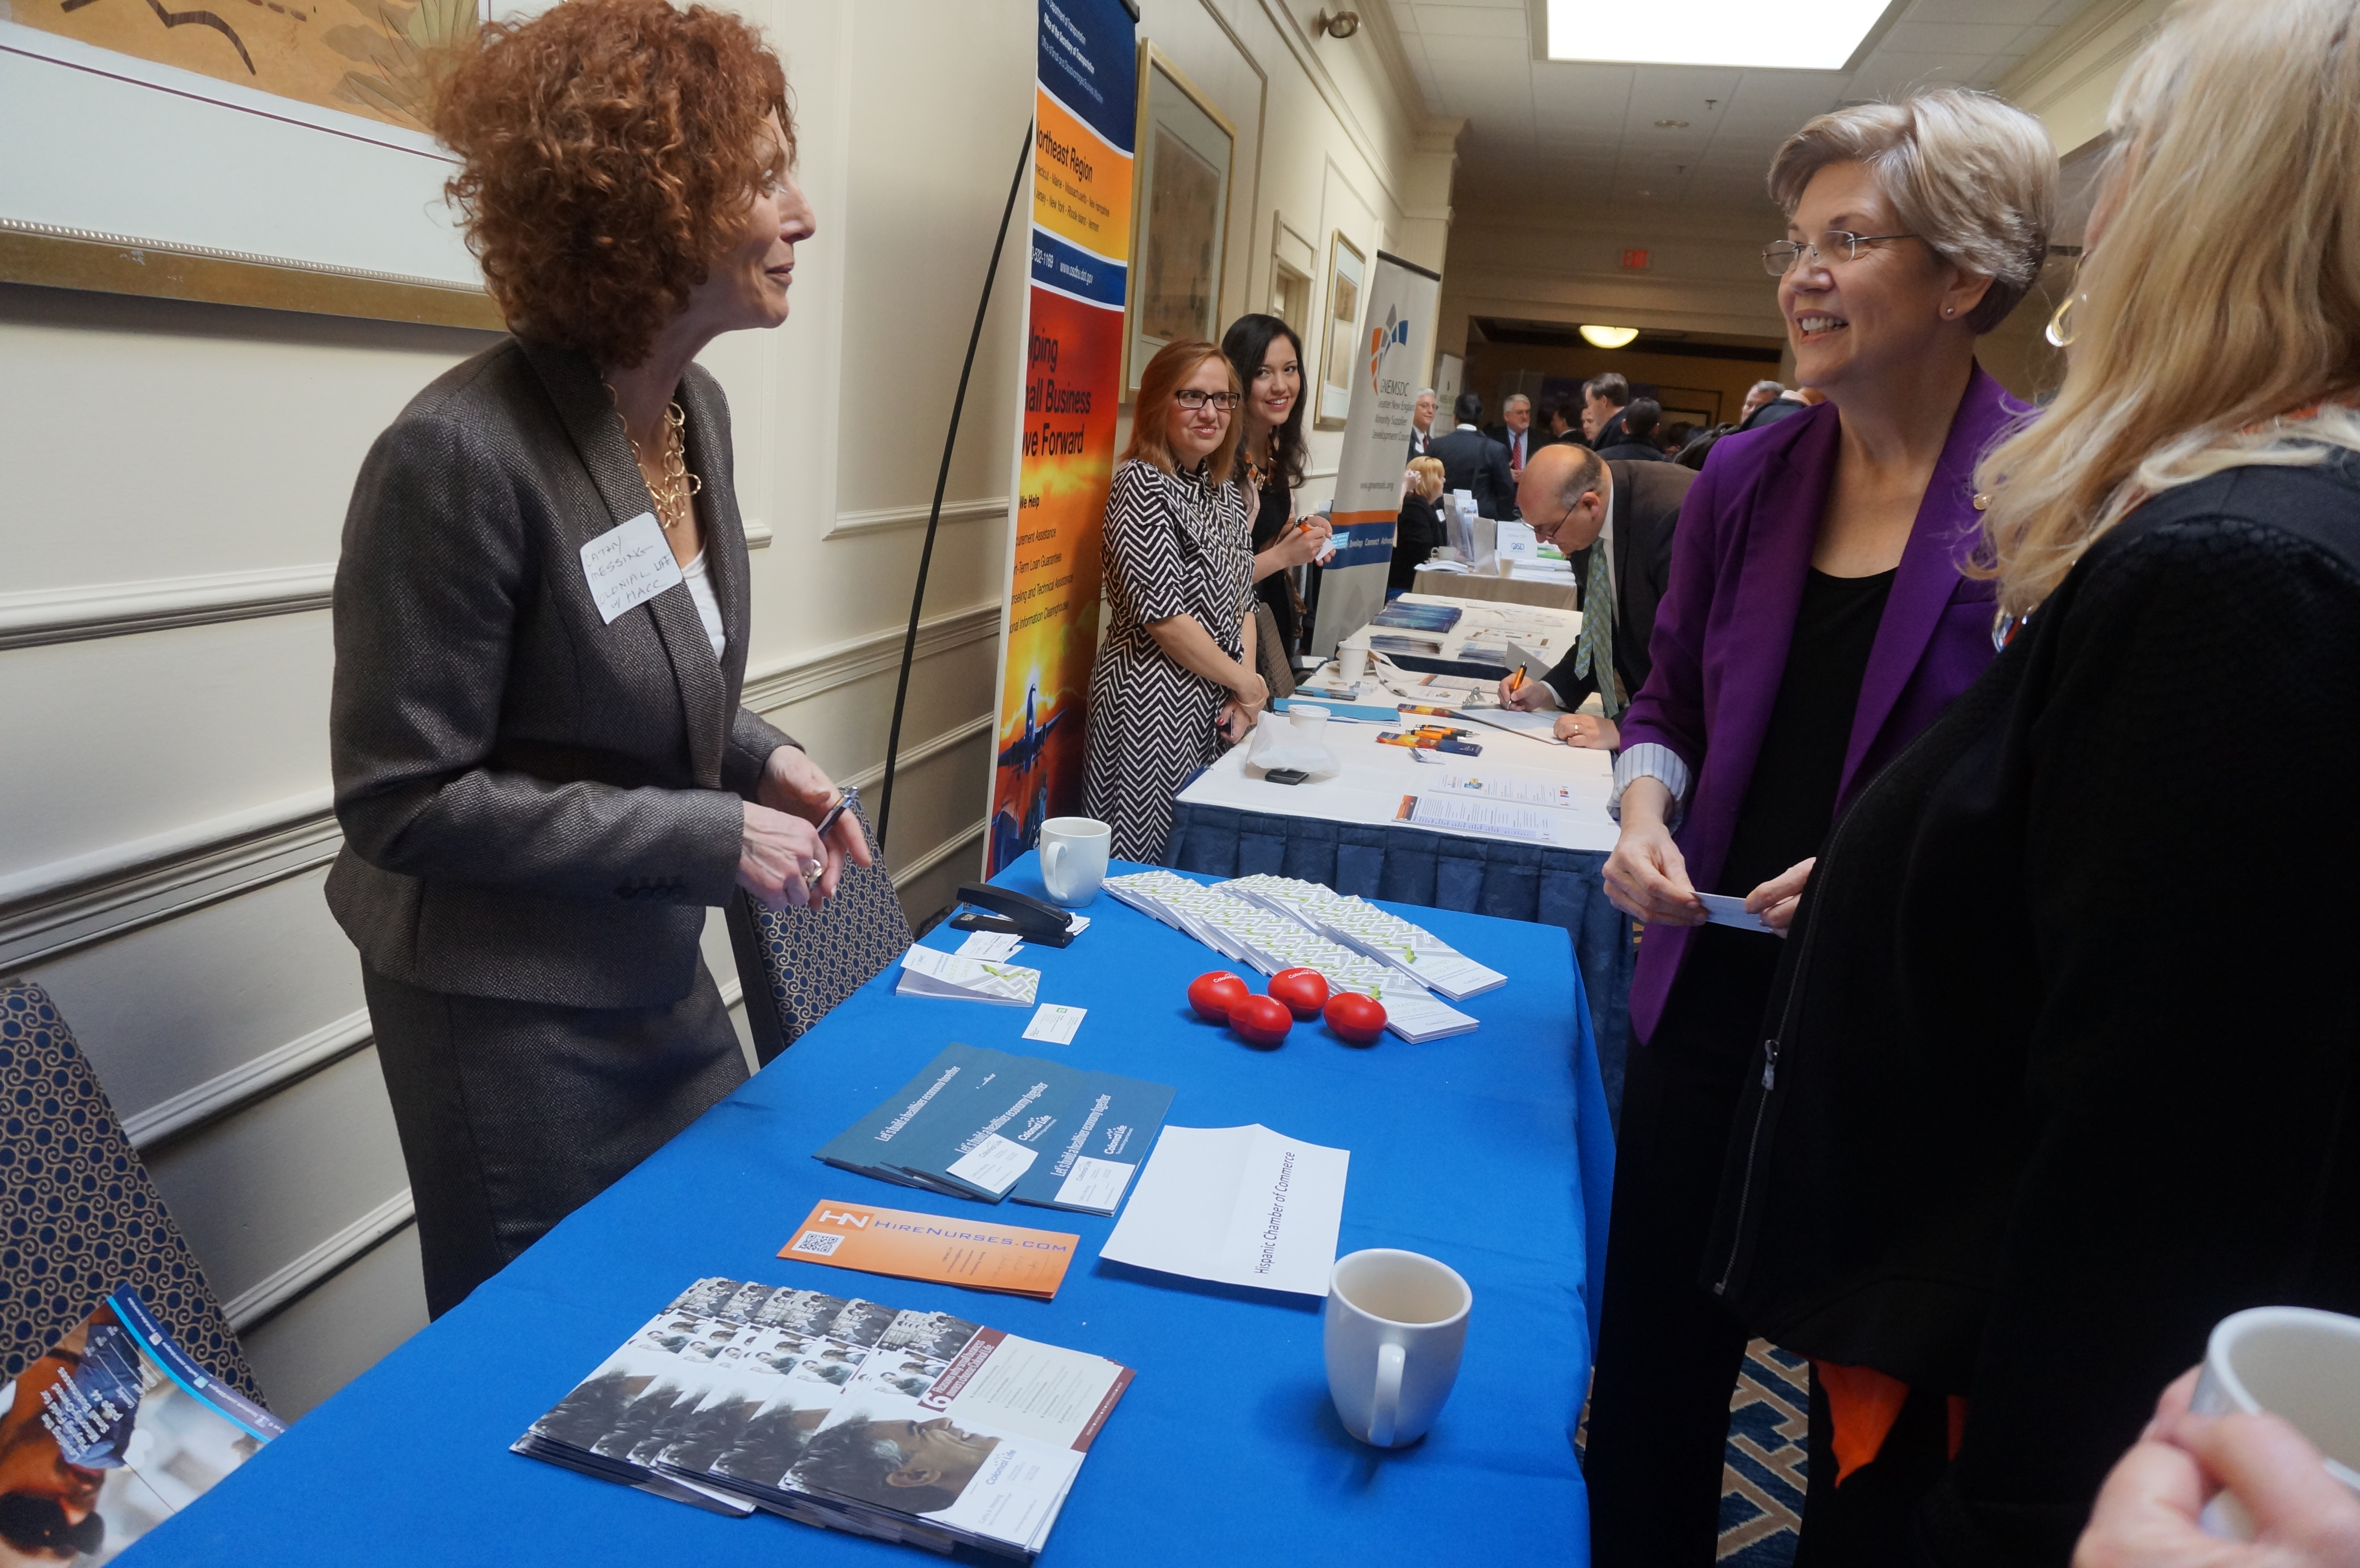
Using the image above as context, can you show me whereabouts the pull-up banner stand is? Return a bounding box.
[1309,250,1444,660]
[985,0,1138,876]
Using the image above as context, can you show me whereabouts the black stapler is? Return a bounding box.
[948,883,1082,947]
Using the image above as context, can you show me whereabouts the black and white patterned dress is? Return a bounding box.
[1084,457,1256,862]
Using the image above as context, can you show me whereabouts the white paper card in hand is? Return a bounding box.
[579,511,683,624]
[1055,1155,1137,1213]
[1021,1004,1086,1044]
[1697,893,1778,933]
[946,1131,1037,1196]
[958,931,1025,961]
[1099,1123,1348,1297]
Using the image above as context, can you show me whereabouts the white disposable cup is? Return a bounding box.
[1337,642,1370,682]
[2191,1306,2360,1538]
[1289,704,1331,750]
[1324,1249,1471,1448]
[1037,816,1111,907]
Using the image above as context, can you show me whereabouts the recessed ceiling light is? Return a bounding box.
[1580,326,1640,349]
[1654,118,1690,128]
[1549,0,1892,69]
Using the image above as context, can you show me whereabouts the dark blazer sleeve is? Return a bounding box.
[1485,440,1519,519]
[330,412,741,906]
[1618,463,1691,695]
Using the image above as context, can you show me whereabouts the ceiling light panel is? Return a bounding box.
[1547,0,1896,70]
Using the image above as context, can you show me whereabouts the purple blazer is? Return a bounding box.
[1618,365,2028,1043]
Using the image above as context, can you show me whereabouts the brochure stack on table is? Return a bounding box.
[1104,869,1478,1041]
[1215,874,1509,1002]
[515,1277,1133,1563]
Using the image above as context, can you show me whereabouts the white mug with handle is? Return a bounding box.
[1037,816,1111,907]
[2190,1305,2360,1538]
[1324,1248,1471,1448]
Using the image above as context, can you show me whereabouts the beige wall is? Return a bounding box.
[0,0,1451,1420]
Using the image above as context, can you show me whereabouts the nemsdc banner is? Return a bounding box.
[986,0,1137,876]
[1309,250,1443,658]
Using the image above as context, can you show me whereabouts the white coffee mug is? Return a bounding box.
[1324,1249,1471,1448]
[1037,816,1111,907]
[1337,641,1370,682]
[2191,1306,2360,1538]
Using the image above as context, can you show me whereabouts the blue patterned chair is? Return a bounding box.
[725,803,913,1066]
[0,980,263,1401]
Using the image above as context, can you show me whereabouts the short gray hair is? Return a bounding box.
[1749,379,1784,399]
[1503,393,1531,412]
[1768,87,2057,333]
[1414,387,1436,399]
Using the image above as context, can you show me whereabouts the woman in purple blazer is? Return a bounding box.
[1579,91,2057,1564]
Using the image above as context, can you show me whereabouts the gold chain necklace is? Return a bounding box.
[608,388,702,532]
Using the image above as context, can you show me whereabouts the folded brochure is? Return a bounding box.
[816,1045,1173,1213]
[515,1276,1131,1562]
[897,944,1040,1005]
[783,1200,1080,1300]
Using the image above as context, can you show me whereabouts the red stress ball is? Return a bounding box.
[1323,992,1387,1046]
[1187,971,1251,1023]
[1228,993,1294,1049]
[1267,967,1331,1020]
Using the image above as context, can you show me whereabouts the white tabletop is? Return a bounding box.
[1178,698,1620,854]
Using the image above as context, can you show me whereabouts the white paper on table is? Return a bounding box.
[1406,794,1557,843]
[1697,893,1780,934]
[946,1131,1038,1195]
[958,930,1025,961]
[1497,519,1539,561]
[896,945,1040,1005]
[1429,771,1576,809]
[1098,1124,1349,1297]
[1021,1003,1086,1044]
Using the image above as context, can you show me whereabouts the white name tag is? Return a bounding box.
[579,511,682,624]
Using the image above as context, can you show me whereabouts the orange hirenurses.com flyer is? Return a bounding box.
[779,1200,1081,1299]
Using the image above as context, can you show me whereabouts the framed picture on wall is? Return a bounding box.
[1315,231,1366,429]
[1125,42,1235,394]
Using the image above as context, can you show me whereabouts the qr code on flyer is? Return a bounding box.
[790,1231,842,1257]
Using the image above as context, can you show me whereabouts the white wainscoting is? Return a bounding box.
[821,495,1009,541]
[0,564,336,650]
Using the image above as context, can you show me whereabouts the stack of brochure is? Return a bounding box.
[515,1278,1133,1562]
[1106,870,1478,1041]
[1216,874,1508,1001]
[897,945,1040,1005]
[815,1044,1173,1213]
[1,1288,285,1556]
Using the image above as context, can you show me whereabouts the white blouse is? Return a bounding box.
[679,550,726,660]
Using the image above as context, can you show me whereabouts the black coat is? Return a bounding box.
[1539,459,1693,712]
[1710,455,2360,1565]
[1389,492,1444,592]
[1426,426,1518,519]
[1482,423,1542,473]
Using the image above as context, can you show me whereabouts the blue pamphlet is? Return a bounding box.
[1009,1071,1177,1215]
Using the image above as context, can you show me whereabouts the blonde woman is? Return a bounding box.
[1390,454,1447,592]
[1705,1,2360,1560]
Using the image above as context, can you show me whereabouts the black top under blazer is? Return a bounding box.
[326,338,795,1010]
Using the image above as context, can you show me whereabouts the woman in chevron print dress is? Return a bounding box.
[1084,338,1266,863]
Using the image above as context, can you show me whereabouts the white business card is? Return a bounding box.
[957,931,1025,961]
[1055,1155,1137,1213]
[946,1132,1037,1196]
[1021,1004,1087,1045]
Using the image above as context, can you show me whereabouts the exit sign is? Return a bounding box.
[1620,248,1651,270]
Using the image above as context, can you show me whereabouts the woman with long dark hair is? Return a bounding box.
[1221,314,1330,660]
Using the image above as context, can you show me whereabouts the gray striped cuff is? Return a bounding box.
[1610,742,1693,827]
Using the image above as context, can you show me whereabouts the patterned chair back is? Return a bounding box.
[725,803,913,1066]
[0,980,263,1402]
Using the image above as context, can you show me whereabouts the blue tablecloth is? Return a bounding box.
[156,856,1615,1565]
[1166,803,1636,1121]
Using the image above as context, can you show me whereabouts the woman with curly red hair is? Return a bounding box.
[326,0,870,1317]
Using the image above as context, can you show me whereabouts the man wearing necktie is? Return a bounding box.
[1495,443,1694,747]
[1406,387,1437,459]
[1485,393,1535,478]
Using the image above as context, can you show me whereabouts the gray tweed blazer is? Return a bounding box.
[326,338,794,1008]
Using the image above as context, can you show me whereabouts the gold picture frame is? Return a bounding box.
[1124,41,1236,395]
[1315,230,1366,430]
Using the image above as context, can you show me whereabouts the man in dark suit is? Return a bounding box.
[1495,442,1694,748]
[1483,392,1539,480]
[1580,372,1635,451]
[1406,387,1437,459]
[1427,391,1519,519]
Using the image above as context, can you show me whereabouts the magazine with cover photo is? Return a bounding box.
[517,1278,1131,1562]
[0,1286,285,1564]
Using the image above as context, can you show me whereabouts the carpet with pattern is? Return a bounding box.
[1574,1339,1809,1565]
